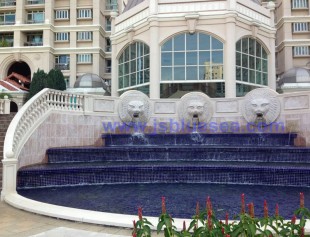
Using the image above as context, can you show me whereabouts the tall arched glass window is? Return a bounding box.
[118,42,150,91]
[161,32,224,81]
[236,37,268,87]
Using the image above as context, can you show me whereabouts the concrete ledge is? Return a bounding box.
[4,193,310,234]
[29,227,128,237]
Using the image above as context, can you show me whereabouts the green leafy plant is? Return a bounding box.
[157,197,180,237]
[132,193,310,237]
[0,92,12,99]
[132,207,153,237]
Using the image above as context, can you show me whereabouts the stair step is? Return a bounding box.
[103,133,297,147]
[47,146,310,164]
[17,162,310,188]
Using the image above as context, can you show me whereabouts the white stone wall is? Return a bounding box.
[15,90,310,169]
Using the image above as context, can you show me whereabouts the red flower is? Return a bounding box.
[291,215,296,224]
[225,235,231,237]
[196,201,200,218]
[300,192,305,208]
[248,202,255,218]
[138,207,143,221]
[161,196,166,214]
[221,227,225,234]
[275,204,279,217]
[241,193,245,214]
[206,196,212,215]
[264,200,268,218]
[225,212,229,225]
[207,209,212,230]
[133,220,137,228]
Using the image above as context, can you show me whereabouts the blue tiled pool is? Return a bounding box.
[18,183,310,219]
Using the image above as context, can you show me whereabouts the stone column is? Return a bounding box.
[45,0,54,25]
[224,16,236,98]
[70,0,77,25]
[149,0,158,15]
[15,0,25,25]
[13,31,22,47]
[92,0,100,25]
[110,11,119,97]
[0,153,18,200]
[268,36,276,90]
[267,2,276,90]
[149,17,160,99]
[3,96,10,114]
[69,53,77,87]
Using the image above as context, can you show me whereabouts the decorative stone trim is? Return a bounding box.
[178,92,213,128]
[118,90,151,126]
[242,88,281,126]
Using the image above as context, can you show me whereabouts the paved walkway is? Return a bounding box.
[0,201,133,237]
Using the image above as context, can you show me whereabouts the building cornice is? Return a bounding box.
[276,39,310,51]
[276,16,310,29]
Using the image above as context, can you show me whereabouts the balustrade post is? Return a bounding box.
[0,101,3,114]
[4,95,10,114]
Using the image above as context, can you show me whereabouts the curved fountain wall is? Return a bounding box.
[2,88,310,227]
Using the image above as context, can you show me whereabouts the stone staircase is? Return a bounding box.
[0,113,15,190]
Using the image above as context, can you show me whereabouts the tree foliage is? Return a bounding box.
[27,69,47,101]
[27,68,66,101]
[47,68,66,91]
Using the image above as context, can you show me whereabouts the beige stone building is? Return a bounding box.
[110,0,277,99]
[275,0,310,92]
[0,0,118,91]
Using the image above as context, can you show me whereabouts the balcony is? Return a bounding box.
[105,45,111,52]
[105,4,118,11]
[24,41,43,46]
[26,0,44,4]
[105,67,111,73]
[0,41,13,47]
[0,21,15,25]
[0,1,16,6]
[55,63,70,70]
[27,19,44,24]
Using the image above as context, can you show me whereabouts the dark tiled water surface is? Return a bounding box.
[18,183,310,219]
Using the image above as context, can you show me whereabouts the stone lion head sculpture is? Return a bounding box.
[179,92,213,128]
[118,90,151,126]
[242,88,281,126]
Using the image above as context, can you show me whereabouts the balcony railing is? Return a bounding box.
[0,21,15,25]
[105,45,111,52]
[55,63,70,70]
[24,41,43,46]
[105,4,118,11]
[0,1,16,6]
[26,0,44,4]
[27,19,44,24]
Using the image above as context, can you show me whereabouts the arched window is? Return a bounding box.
[236,37,268,87]
[118,42,150,91]
[161,32,224,81]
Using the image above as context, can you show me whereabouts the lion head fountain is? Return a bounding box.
[118,90,151,127]
[242,88,281,126]
[179,92,213,128]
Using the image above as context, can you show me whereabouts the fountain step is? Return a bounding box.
[17,162,310,188]
[47,145,310,164]
[103,133,296,147]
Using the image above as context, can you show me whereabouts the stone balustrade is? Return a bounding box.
[4,89,85,162]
